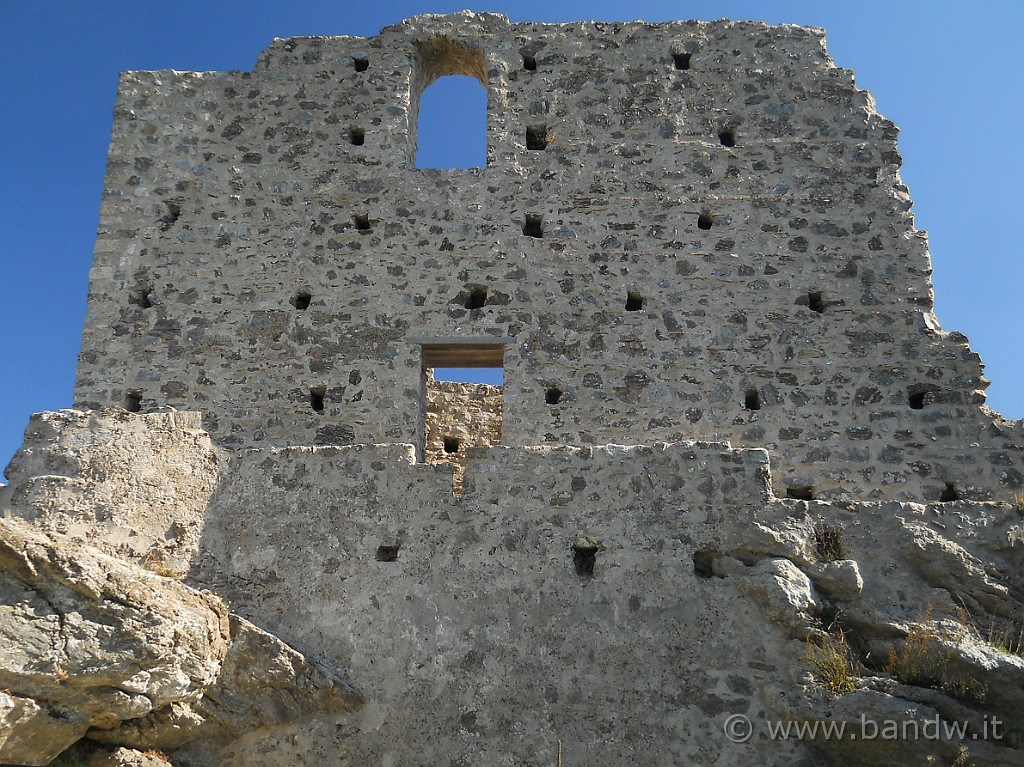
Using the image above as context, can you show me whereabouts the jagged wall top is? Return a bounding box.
[74,14,1020,503]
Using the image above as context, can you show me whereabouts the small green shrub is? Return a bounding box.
[885,605,987,703]
[956,605,1024,657]
[805,629,858,695]
[813,522,844,563]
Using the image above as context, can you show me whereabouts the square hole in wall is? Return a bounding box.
[573,541,598,578]
[744,388,761,410]
[908,384,939,410]
[523,213,543,238]
[693,550,720,579]
[526,125,549,150]
[133,288,154,309]
[465,286,488,310]
[786,485,815,501]
[310,386,326,413]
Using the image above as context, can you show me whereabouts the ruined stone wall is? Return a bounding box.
[6,14,1024,765]
[192,439,817,766]
[186,437,1024,765]
[74,13,1024,503]
[423,373,503,492]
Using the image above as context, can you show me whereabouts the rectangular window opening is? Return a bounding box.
[418,342,506,494]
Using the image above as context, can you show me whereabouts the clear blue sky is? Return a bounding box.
[2,1,1022,478]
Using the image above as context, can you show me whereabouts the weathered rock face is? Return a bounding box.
[1,409,222,575]
[0,517,361,765]
[720,498,1024,766]
[3,11,1024,767]
[87,747,174,767]
[0,517,228,763]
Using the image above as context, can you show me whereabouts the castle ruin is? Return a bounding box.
[2,13,1023,767]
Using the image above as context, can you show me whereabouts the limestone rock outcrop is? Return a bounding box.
[0,516,360,765]
[3,409,221,575]
[719,497,1024,764]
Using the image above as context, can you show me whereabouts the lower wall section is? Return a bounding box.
[192,441,813,765]
[7,412,1022,763]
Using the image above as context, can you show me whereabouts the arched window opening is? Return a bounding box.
[412,38,488,169]
[415,76,487,168]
